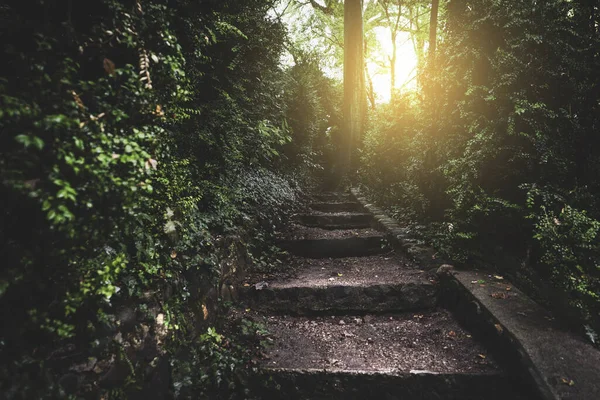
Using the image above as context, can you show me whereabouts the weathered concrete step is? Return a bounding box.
[310,192,353,202]
[310,202,365,213]
[281,225,380,241]
[447,270,600,400]
[256,369,530,400]
[279,236,386,258]
[241,255,436,313]
[241,283,436,314]
[251,310,533,399]
[296,213,372,229]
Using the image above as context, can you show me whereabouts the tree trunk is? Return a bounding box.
[390,42,396,99]
[342,0,366,180]
[428,0,439,65]
[366,67,376,110]
[410,5,426,90]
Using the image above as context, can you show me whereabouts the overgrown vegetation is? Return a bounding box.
[359,0,600,340]
[0,0,335,397]
[3,0,600,397]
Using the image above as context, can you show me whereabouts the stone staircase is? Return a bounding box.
[242,192,535,399]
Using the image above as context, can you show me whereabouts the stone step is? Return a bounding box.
[310,202,365,213]
[251,310,532,399]
[310,192,353,202]
[241,255,436,313]
[256,369,529,400]
[296,213,372,229]
[279,236,387,258]
[280,225,380,241]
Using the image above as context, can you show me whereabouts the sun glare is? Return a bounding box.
[368,27,419,103]
[274,3,420,104]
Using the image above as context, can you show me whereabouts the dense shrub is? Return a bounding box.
[282,54,343,178]
[0,0,329,397]
[360,0,600,340]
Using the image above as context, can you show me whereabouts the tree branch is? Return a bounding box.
[308,0,334,15]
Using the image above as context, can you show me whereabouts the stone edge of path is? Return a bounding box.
[350,187,600,400]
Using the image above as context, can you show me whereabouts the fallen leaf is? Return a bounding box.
[494,275,504,280]
[337,273,343,277]
[561,378,575,386]
[170,250,177,259]
[448,330,456,337]
[243,283,250,287]
[506,286,512,291]
[245,308,251,312]
[471,280,478,284]
[491,291,508,299]
[145,158,158,170]
[153,104,165,117]
[478,354,486,359]
[494,323,504,334]
[103,58,116,75]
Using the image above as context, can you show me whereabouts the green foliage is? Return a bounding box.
[282,55,342,171]
[171,322,268,400]
[360,0,600,337]
[0,0,315,397]
[527,188,600,319]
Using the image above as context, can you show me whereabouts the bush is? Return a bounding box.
[359,0,600,340]
[0,0,315,397]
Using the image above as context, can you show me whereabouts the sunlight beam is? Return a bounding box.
[368,27,419,103]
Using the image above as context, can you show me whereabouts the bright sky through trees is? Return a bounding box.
[271,0,419,104]
[368,26,418,102]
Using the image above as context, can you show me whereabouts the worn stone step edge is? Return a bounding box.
[310,192,353,201]
[255,367,530,400]
[310,202,366,213]
[278,236,388,258]
[296,213,373,227]
[350,187,600,400]
[239,282,437,314]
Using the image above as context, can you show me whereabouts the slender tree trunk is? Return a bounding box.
[342,0,366,180]
[410,5,426,90]
[428,0,439,65]
[366,69,376,109]
[390,42,396,98]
